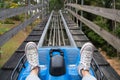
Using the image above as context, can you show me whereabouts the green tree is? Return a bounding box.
[114,25,120,38]
[49,0,64,11]
[0,49,3,59]
[0,0,4,8]
[82,0,119,57]
[94,16,109,31]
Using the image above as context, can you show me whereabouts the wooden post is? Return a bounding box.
[80,0,84,30]
[113,0,117,32]
[42,0,44,20]
[70,0,72,20]
[76,0,78,27]
[117,50,120,59]
[24,0,27,32]
[40,0,42,19]
[24,12,27,32]
[0,48,2,59]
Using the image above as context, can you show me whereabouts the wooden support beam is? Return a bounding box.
[66,3,120,23]
[0,48,2,59]
[0,4,46,20]
[66,8,120,52]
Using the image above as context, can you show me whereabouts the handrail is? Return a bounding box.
[0,12,41,47]
[0,4,47,20]
[66,8,120,52]
[66,3,120,23]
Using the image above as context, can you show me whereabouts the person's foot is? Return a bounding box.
[78,42,94,76]
[25,42,39,70]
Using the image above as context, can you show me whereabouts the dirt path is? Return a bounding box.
[100,51,120,76]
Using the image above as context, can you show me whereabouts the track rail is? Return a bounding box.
[0,11,120,80]
[38,11,76,47]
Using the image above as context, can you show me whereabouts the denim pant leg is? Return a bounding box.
[82,75,97,80]
[26,73,40,80]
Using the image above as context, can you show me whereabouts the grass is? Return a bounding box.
[0,24,13,35]
[0,21,21,35]
[0,29,31,68]
[0,19,41,68]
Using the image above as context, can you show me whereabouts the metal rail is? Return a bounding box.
[47,12,71,46]
[59,10,77,47]
[53,18,55,46]
[48,18,54,46]
[91,58,104,80]
[38,11,76,47]
[38,11,53,47]
[60,17,66,46]
[11,54,26,80]
[58,16,61,46]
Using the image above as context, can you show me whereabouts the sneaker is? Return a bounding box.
[25,42,39,70]
[78,42,94,76]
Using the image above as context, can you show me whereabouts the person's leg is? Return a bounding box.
[81,70,96,80]
[26,67,40,80]
[25,42,41,80]
[78,42,97,80]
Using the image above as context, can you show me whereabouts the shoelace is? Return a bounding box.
[81,51,92,69]
[27,48,39,66]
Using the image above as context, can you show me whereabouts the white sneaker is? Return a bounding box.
[78,42,94,76]
[25,42,39,70]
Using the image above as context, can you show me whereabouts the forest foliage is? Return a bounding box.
[49,0,64,11]
[79,0,120,57]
